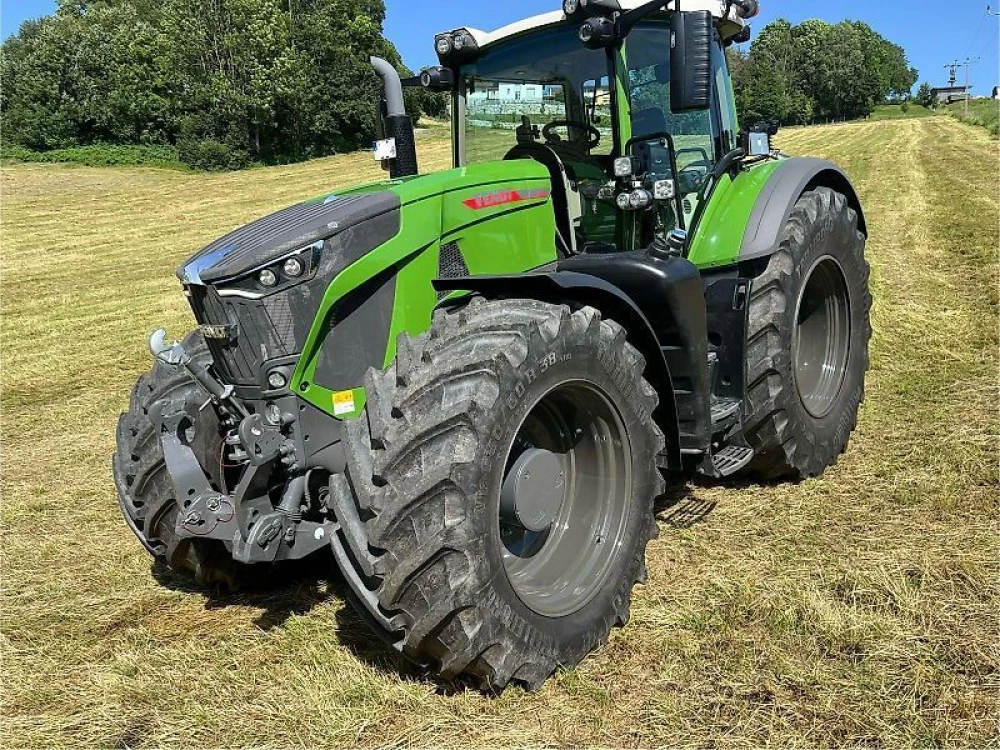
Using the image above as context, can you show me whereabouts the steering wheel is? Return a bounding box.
[542,120,601,150]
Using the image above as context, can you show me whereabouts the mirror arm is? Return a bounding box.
[710,147,746,182]
[616,0,676,38]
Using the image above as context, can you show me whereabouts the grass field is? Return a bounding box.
[868,103,936,120]
[2,116,997,747]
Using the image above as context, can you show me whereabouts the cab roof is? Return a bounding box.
[448,0,746,52]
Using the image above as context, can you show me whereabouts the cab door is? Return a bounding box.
[622,19,729,242]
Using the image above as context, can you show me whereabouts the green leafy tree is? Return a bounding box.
[1,0,436,168]
[730,17,919,126]
[916,82,935,108]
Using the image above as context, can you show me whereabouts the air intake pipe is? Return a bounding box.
[371,56,418,178]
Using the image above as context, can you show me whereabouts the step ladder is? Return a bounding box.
[711,445,754,477]
[710,397,740,425]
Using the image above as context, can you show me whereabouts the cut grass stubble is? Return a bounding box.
[1,117,997,747]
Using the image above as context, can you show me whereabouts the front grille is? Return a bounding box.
[188,286,292,385]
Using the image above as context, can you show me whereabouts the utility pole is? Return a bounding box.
[944,59,979,114]
[963,58,980,115]
[944,61,960,87]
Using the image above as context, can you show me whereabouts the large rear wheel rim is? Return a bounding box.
[498,380,632,618]
[793,255,852,419]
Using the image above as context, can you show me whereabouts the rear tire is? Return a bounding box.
[334,298,665,690]
[113,331,251,588]
[743,187,872,479]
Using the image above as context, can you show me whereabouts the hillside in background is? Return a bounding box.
[947,98,1000,136]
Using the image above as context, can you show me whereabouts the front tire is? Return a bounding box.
[333,298,665,690]
[743,187,872,479]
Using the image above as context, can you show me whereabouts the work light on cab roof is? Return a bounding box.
[115,0,870,694]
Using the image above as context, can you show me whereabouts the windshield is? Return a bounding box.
[459,24,615,165]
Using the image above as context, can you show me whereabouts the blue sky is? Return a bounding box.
[3,0,998,94]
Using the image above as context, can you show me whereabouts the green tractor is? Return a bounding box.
[114,0,871,690]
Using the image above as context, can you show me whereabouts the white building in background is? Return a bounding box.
[469,82,545,102]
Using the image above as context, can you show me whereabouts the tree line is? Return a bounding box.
[2,6,918,169]
[728,19,918,126]
[1,0,444,170]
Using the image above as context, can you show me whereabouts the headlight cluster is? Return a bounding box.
[434,28,479,64]
[215,239,323,299]
[612,157,677,213]
[254,247,309,289]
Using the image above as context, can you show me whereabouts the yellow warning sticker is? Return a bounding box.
[332,390,356,416]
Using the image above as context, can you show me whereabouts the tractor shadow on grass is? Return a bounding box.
[151,552,456,690]
[656,473,801,529]
[152,551,337,630]
[150,474,780,692]
[655,479,718,529]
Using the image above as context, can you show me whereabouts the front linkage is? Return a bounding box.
[147,329,331,565]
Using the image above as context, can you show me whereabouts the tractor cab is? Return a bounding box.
[423,0,756,255]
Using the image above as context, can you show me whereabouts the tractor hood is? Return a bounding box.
[177,159,551,286]
[178,190,401,285]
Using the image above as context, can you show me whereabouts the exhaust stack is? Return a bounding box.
[371,56,418,179]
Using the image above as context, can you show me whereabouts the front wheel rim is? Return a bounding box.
[498,380,632,618]
[793,255,852,419]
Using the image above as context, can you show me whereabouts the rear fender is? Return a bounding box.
[686,157,866,269]
[739,157,867,263]
[434,271,684,471]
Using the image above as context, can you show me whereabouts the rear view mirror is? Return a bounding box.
[670,11,712,112]
[744,121,779,157]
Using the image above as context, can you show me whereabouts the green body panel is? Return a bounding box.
[290,160,558,418]
[686,159,783,268]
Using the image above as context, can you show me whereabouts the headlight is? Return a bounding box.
[435,36,452,56]
[579,16,615,49]
[629,189,652,209]
[615,193,631,210]
[653,179,676,201]
[267,370,288,389]
[613,156,635,178]
[562,0,580,14]
[436,28,479,63]
[213,239,322,299]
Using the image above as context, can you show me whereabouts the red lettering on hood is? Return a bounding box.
[462,188,551,210]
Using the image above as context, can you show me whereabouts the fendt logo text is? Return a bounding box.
[463,188,550,210]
